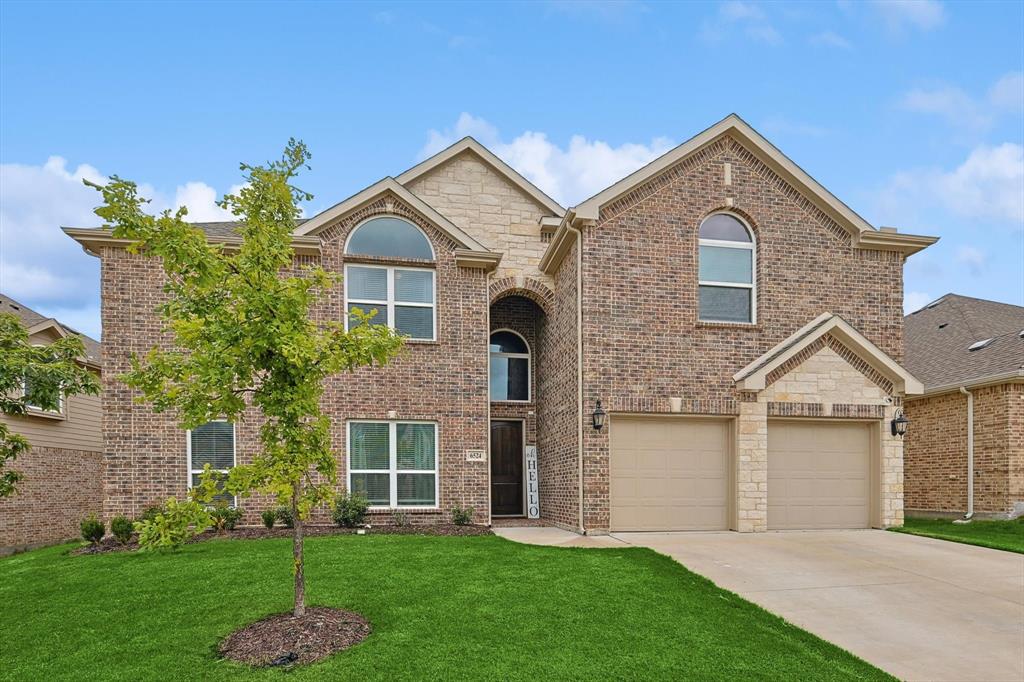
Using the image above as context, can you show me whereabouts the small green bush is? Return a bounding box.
[261,509,276,529]
[137,505,163,524]
[209,504,244,532]
[392,510,410,527]
[451,506,474,526]
[80,515,105,544]
[332,492,369,528]
[275,506,294,528]
[110,516,134,544]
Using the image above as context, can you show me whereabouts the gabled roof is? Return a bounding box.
[541,114,938,274]
[734,312,922,395]
[396,136,566,217]
[0,293,101,367]
[905,294,1024,394]
[293,177,500,270]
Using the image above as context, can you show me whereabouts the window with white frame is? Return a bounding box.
[22,371,64,415]
[188,421,236,505]
[346,216,435,260]
[348,421,437,508]
[698,213,756,323]
[489,330,530,402]
[345,264,436,340]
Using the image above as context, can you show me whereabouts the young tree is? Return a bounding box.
[89,140,404,616]
[0,314,100,497]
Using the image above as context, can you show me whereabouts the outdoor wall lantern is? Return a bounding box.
[592,400,607,431]
[890,409,909,438]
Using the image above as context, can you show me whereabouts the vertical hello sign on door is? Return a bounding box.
[525,445,540,518]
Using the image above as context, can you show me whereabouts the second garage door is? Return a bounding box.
[768,420,871,530]
[610,417,729,531]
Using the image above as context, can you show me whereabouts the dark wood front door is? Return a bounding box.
[491,420,523,516]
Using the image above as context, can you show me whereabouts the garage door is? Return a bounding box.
[768,420,871,530]
[610,417,729,531]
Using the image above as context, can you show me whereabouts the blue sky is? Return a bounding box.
[1,0,1021,339]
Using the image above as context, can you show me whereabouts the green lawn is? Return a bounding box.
[0,535,889,681]
[891,516,1024,554]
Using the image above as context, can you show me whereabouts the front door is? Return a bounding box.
[491,420,523,516]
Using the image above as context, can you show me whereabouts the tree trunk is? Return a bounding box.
[292,481,305,618]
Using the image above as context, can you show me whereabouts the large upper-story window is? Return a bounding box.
[490,330,530,402]
[345,217,436,341]
[698,213,756,324]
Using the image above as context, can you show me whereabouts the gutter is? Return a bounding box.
[906,369,1024,400]
[954,387,975,523]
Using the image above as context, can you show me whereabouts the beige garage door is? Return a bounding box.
[768,420,871,530]
[610,417,729,531]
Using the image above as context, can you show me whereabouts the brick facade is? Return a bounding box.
[84,126,918,535]
[0,446,103,553]
[905,382,1024,518]
[579,135,906,532]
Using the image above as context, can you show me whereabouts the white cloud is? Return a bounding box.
[899,72,1024,134]
[904,291,935,314]
[809,31,852,49]
[419,113,675,206]
[955,245,986,276]
[0,157,246,339]
[877,142,1024,227]
[988,72,1024,112]
[700,1,783,46]
[871,0,945,33]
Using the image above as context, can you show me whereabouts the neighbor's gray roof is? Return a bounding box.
[0,293,102,366]
[904,294,1024,391]
[65,219,310,240]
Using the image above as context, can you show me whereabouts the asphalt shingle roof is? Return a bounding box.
[0,293,102,366]
[904,293,1024,391]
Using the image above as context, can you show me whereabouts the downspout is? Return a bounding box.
[569,223,585,534]
[955,386,974,523]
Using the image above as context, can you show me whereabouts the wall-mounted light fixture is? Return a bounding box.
[592,400,607,431]
[890,408,909,438]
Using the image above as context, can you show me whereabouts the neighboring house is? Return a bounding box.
[903,294,1024,519]
[0,293,103,553]
[64,114,937,534]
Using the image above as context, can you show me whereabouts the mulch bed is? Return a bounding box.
[70,523,491,556]
[219,606,370,668]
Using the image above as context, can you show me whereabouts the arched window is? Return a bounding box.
[698,213,756,323]
[344,216,436,340]
[345,216,434,260]
[489,330,530,401]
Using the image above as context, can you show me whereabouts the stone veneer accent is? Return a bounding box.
[905,382,1023,517]
[0,446,103,553]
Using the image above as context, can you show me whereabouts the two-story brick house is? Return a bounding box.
[65,114,937,533]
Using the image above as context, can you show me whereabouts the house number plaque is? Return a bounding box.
[465,449,486,463]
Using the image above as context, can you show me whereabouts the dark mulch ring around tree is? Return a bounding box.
[69,523,491,556]
[219,606,371,668]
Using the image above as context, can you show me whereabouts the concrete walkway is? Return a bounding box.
[492,526,627,548]
[611,530,1024,682]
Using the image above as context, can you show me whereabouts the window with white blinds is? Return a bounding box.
[188,421,236,505]
[345,264,436,341]
[348,421,437,508]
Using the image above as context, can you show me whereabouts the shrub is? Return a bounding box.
[261,509,277,529]
[209,503,244,532]
[332,492,369,528]
[137,505,163,524]
[275,506,294,528]
[451,506,474,526]
[392,510,410,527]
[134,498,212,550]
[110,515,134,544]
[80,515,105,544]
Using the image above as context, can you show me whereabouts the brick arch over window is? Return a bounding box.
[316,191,461,255]
[697,204,761,237]
[489,277,554,313]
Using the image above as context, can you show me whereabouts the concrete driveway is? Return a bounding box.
[612,530,1024,682]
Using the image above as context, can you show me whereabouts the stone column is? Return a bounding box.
[736,400,768,532]
[880,403,905,527]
